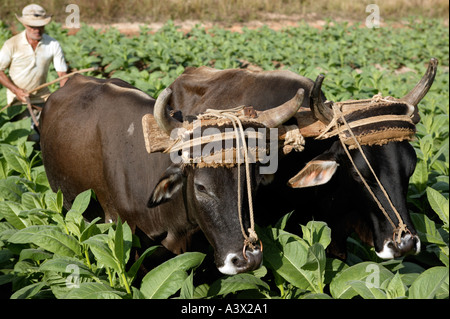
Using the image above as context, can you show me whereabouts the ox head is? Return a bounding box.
[288,59,438,259]
[143,87,305,274]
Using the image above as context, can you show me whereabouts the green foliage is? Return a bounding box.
[0,18,448,299]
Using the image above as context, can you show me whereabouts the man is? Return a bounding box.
[0,4,68,110]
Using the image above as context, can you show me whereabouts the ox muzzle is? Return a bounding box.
[217,241,263,275]
[376,233,421,259]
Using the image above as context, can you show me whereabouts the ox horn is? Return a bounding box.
[154,87,182,136]
[400,58,438,124]
[310,74,334,124]
[257,88,305,128]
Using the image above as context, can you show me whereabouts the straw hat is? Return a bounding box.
[15,4,52,27]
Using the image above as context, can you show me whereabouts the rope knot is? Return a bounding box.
[283,125,305,154]
[242,229,262,261]
[393,223,410,244]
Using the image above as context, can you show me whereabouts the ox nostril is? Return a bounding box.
[218,247,263,275]
[231,256,240,266]
[398,234,419,254]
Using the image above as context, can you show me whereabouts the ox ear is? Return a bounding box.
[148,165,183,208]
[288,154,339,188]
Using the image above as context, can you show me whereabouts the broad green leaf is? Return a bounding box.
[347,280,387,299]
[324,258,349,285]
[113,218,132,269]
[411,213,446,246]
[79,217,102,242]
[10,282,46,299]
[330,262,394,299]
[127,245,159,283]
[208,273,270,297]
[39,257,94,276]
[113,218,125,273]
[301,221,332,249]
[426,187,449,226]
[386,272,406,299]
[140,252,205,299]
[301,243,327,293]
[1,144,30,176]
[83,234,120,270]
[21,192,45,210]
[180,271,194,299]
[410,160,428,193]
[32,228,82,257]
[70,189,92,213]
[193,284,210,299]
[0,201,28,229]
[64,282,123,299]
[0,117,31,145]
[8,225,57,244]
[19,248,53,262]
[0,176,26,202]
[261,227,326,292]
[408,266,449,299]
[258,226,314,290]
[44,189,64,213]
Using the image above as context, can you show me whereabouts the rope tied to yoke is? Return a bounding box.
[327,97,410,243]
[197,107,259,251]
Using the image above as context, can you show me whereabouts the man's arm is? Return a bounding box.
[0,70,29,103]
[57,71,68,87]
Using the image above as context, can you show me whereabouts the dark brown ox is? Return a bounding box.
[39,70,315,275]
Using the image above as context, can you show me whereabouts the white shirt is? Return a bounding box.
[0,30,68,105]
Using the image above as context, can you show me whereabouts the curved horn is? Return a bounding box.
[154,87,182,136]
[257,88,305,128]
[310,74,334,124]
[400,58,438,124]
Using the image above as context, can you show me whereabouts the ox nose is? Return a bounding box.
[376,233,421,259]
[217,244,263,275]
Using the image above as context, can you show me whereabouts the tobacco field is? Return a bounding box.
[0,18,448,299]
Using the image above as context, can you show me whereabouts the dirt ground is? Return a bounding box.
[83,12,439,36]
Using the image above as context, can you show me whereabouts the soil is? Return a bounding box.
[73,13,413,36]
[61,11,449,36]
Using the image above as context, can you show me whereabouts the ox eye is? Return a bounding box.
[195,183,207,193]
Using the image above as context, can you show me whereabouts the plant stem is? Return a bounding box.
[106,267,114,287]
[84,248,92,269]
[121,272,131,294]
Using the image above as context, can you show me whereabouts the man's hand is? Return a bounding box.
[12,87,29,103]
[57,71,68,87]
[0,70,29,103]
